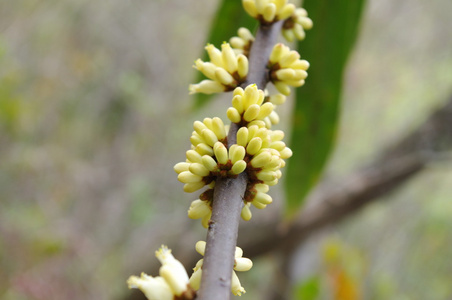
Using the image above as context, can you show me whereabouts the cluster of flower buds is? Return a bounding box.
[268,43,310,95]
[262,91,287,127]
[242,0,296,24]
[189,241,253,296]
[229,27,255,57]
[282,8,313,41]
[189,43,249,95]
[127,246,195,300]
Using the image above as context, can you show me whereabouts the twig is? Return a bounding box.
[197,21,284,300]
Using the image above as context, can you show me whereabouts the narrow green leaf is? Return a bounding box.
[294,276,321,300]
[192,0,257,109]
[285,0,366,217]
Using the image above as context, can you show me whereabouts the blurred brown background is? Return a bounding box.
[1,0,452,299]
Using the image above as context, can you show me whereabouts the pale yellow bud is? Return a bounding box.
[188,199,211,220]
[293,23,306,40]
[215,67,235,85]
[221,43,238,74]
[195,240,207,255]
[282,29,295,42]
[274,81,291,95]
[243,84,259,107]
[255,183,270,193]
[193,120,207,135]
[227,107,242,123]
[255,192,272,205]
[195,143,214,156]
[231,271,246,296]
[189,163,210,177]
[277,3,295,20]
[243,104,261,122]
[178,171,203,183]
[174,162,190,174]
[194,59,217,80]
[211,117,226,140]
[268,111,280,125]
[250,150,272,168]
[242,0,258,18]
[280,51,301,68]
[189,80,225,94]
[237,127,249,147]
[189,268,202,291]
[234,257,253,272]
[214,142,228,165]
[202,155,218,172]
[270,130,285,141]
[252,200,267,209]
[183,182,206,193]
[275,68,296,81]
[256,170,277,182]
[238,27,254,42]
[247,120,266,128]
[231,160,247,175]
[230,36,246,49]
[269,43,288,64]
[186,149,203,163]
[229,145,246,164]
[205,44,224,67]
[256,102,274,120]
[190,132,204,146]
[233,86,244,97]
[262,3,276,22]
[201,129,218,147]
[292,59,310,70]
[127,274,173,300]
[255,0,269,12]
[247,125,259,140]
[279,147,293,159]
[241,203,252,221]
[246,137,263,156]
[232,95,244,114]
[237,54,249,79]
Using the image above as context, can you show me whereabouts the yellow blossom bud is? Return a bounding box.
[242,0,258,18]
[178,171,203,183]
[256,170,277,182]
[189,80,225,95]
[275,68,296,81]
[231,160,247,175]
[230,36,245,49]
[292,59,310,70]
[243,84,259,107]
[195,143,214,156]
[189,267,202,291]
[232,95,244,114]
[234,257,253,272]
[269,43,288,64]
[174,162,190,174]
[238,27,254,42]
[247,125,259,140]
[280,51,301,68]
[247,120,267,128]
[202,155,218,172]
[231,271,246,296]
[237,54,249,78]
[274,81,291,95]
[294,69,308,80]
[243,104,261,122]
[193,120,207,135]
[189,163,210,177]
[277,3,295,20]
[212,117,227,140]
[221,43,238,74]
[246,137,263,156]
[293,23,306,40]
[255,0,269,12]
[188,199,211,220]
[268,111,280,125]
[127,273,173,300]
[215,67,235,85]
[213,142,228,165]
[205,44,224,68]
[266,178,279,186]
[183,182,206,193]
[229,145,246,164]
[252,200,267,209]
[282,29,295,42]
[194,59,217,80]
[262,3,276,22]
[255,192,272,205]
[275,169,282,179]
[270,130,285,141]
[236,127,249,147]
[241,203,252,221]
[186,149,203,163]
[233,86,244,97]
[227,107,242,123]
[279,147,293,159]
[201,129,218,147]
[190,132,204,146]
[256,102,274,119]
[250,150,272,168]
[270,141,286,151]
[255,183,269,193]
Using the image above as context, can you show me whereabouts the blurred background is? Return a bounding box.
[1,0,452,299]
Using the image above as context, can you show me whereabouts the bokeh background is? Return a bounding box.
[1,0,452,299]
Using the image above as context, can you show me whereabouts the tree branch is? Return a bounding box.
[197,21,284,300]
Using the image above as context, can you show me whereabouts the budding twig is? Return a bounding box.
[198,20,284,300]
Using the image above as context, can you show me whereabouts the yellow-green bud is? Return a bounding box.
[237,54,249,79]
[250,151,272,168]
[274,81,291,95]
[256,170,277,182]
[255,192,272,205]
[263,3,276,22]
[174,162,190,174]
[246,137,263,156]
[178,171,203,183]
[205,44,224,68]
[214,142,228,165]
[221,43,238,74]
[227,107,242,123]
[202,155,218,172]
[232,95,244,114]
[189,163,210,177]
[215,67,235,85]
[231,160,247,175]
[243,104,261,122]
[201,129,218,147]
[237,127,249,147]
[195,143,214,156]
[183,182,206,193]
[256,102,274,120]
[241,203,252,221]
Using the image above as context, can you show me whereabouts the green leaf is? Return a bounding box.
[294,276,321,300]
[285,0,366,218]
[192,0,257,109]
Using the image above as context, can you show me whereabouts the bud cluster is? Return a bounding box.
[189,43,249,95]
[268,43,310,95]
[282,8,313,42]
[242,0,296,24]
[229,27,255,57]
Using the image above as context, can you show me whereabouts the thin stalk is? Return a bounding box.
[197,20,284,300]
